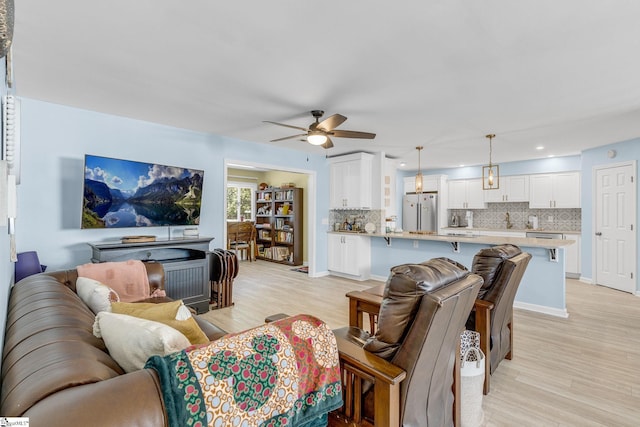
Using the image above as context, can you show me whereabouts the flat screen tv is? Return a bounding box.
[82,154,204,229]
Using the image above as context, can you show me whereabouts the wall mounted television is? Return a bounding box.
[82,154,204,229]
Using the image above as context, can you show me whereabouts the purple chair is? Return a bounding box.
[14,251,46,283]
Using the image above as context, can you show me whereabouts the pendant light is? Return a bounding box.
[415,146,424,193]
[482,134,500,190]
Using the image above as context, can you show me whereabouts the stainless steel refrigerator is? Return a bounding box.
[402,193,438,232]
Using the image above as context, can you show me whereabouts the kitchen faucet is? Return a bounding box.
[505,212,513,229]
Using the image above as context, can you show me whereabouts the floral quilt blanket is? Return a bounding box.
[146,314,342,427]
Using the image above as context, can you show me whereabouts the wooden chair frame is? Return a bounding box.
[226,221,256,261]
[330,329,407,427]
[342,287,466,427]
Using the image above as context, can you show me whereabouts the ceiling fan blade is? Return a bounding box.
[331,130,376,139]
[321,137,334,149]
[317,114,347,132]
[270,133,308,142]
[263,121,309,132]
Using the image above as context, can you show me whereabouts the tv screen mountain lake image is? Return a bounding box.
[82,155,204,229]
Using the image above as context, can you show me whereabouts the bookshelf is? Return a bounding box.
[255,187,303,266]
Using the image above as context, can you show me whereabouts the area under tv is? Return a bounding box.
[88,237,213,313]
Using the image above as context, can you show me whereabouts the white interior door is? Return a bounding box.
[594,162,636,293]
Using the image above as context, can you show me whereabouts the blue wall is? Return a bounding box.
[16,99,330,270]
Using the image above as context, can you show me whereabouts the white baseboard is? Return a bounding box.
[579,276,593,284]
[310,270,331,278]
[370,274,387,282]
[513,301,569,318]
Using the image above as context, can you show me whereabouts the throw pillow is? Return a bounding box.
[93,312,190,373]
[76,277,120,314]
[111,300,209,345]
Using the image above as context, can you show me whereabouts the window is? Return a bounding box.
[227,181,256,221]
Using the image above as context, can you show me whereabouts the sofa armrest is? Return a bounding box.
[334,326,406,385]
[24,369,167,427]
[194,316,227,341]
[332,326,406,427]
[143,261,165,294]
[473,298,494,394]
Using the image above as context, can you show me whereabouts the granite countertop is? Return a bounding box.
[442,227,581,235]
[328,230,574,249]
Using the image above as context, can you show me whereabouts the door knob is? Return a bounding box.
[595,232,602,236]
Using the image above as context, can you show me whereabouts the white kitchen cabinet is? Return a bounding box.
[404,175,439,194]
[483,175,530,203]
[529,172,580,208]
[328,233,371,280]
[383,159,397,217]
[330,153,373,209]
[448,179,486,209]
[564,234,581,278]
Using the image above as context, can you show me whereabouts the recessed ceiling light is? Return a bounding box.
[547,154,554,158]
[459,164,465,167]
[536,146,544,150]
[400,162,407,167]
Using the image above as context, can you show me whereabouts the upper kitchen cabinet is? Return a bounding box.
[448,178,486,209]
[330,152,373,209]
[529,172,581,208]
[403,175,440,194]
[484,175,530,203]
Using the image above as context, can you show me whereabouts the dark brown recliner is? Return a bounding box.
[467,244,532,394]
[330,258,482,427]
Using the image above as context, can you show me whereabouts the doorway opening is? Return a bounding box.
[593,161,637,293]
[224,159,317,276]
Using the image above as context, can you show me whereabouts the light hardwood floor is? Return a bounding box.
[199,260,640,427]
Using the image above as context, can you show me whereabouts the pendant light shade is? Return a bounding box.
[415,146,424,193]
[482,134,500,190]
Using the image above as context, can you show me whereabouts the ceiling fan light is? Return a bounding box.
[307,133,327,145]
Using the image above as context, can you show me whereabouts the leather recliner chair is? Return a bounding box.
[330,257,482,427]
[467,244,532,394]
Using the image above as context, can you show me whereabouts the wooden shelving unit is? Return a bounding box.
[255,187,303,266]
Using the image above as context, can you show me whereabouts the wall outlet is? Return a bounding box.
[413,240,419,248]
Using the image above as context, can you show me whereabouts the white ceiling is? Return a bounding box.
[11,1,640,170]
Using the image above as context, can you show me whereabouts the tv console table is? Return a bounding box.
[88,237,214,314]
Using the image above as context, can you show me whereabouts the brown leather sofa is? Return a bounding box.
[1,262,226,426]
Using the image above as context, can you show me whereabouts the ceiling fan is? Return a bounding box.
[263,110,376,149]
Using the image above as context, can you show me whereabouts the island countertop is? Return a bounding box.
[328,230,574,249]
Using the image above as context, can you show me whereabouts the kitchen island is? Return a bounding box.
[328,231,574,317]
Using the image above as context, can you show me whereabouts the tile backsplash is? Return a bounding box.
[330,209,386,233]
[450,202,581,231]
